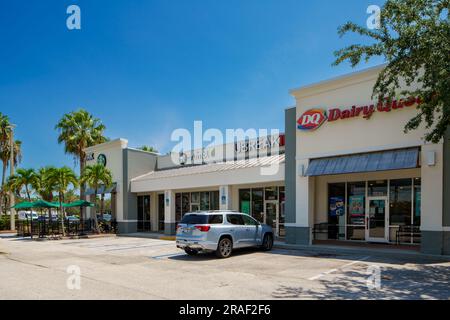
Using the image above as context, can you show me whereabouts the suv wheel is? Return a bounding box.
[184,248,198,256]
[261,233,273,251]
[216,237,233,258]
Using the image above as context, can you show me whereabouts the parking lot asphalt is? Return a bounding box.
[0,235,449,300]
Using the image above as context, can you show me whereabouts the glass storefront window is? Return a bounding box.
[368,180,388,196]
[347,182,366,227]
[176,191,219,213]
[211,191,220,211]
[200,192,210,211]
[175,193,182,222]
[389,179,412,226]
[328,183,345,225]
[182,193,190,215]
[191,192,200,204]
[239,189,251,215]
[328,183,346,240]
[137,195,151,232]
[252,189,264,222]
[279,187,285,203]
[347,226,365,241]
[265,187,278,201]
[413,178,421,227]
[137,195,144,231]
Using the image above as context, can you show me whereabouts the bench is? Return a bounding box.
[396,225,421,244]
[312,223,340,240]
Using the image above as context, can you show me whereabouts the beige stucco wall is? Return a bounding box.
[421,143,444,231]
[294,66,427,159]
[291,65,444,234]
[85,139,127,221]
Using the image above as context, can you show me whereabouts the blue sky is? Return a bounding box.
[0,0,384,173]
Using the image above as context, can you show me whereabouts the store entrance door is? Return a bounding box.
[158,194,165,232]
[265,201,279,237]
[366,197,389,243]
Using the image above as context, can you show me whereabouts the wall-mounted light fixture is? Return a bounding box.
[427,151,436,166]
[298,164,305,177]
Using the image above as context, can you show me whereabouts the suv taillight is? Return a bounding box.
[195,225,211,232]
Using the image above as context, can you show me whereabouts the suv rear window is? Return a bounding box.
[181,214,223,224]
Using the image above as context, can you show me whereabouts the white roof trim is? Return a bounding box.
[131,154,285,183]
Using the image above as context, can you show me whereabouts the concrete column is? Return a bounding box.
[85,194,93,219]
[219,186,231,211]
[286,159,314,245]
[420,143,445,255]
[164,190,176,235]
[150,192,159,232]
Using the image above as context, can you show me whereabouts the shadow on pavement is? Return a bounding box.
[272,264,450,300]
[167,247,263,261]
[267,247,450,266]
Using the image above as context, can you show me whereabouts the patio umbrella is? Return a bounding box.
[31,200,60,209]
[11,201,34,209]
[63,200,95,235]
[63,200,95,208]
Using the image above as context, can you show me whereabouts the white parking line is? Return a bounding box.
[105,243,174,251]
[150,252,186,260]
[308,255,371,281]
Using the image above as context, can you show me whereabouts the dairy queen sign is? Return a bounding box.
[298,96,421,131]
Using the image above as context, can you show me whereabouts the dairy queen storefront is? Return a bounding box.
[85,65,450,255]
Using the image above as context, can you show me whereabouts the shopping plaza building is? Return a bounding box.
[85,65,450,255]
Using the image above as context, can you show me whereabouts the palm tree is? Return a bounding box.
[32,167,56,201]
[0,140,22,214]
[0,113,22,214]
[32,166,56,220]
[47,167,78,236]
[139,145,158,153]
[10,168,36,201]
[55,109,107,218]
[80,164,112,232]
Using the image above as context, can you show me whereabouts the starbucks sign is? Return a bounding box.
[97,154,107,167]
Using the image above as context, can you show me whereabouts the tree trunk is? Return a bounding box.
[100,193,105,220]
[80,157,86,224]
[0,162,6,215]
[25,186,33,239]
[60,192,65,237]
[93,188,99,233]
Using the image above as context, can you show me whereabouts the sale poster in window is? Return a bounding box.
[329,196,345,217]
[349,195,365,225]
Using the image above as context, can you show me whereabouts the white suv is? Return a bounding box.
[176,211,274,258]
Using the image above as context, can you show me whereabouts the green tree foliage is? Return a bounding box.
[55,109,107,202]
[334,0,450,142]
[80,164,112,232]
[47,167,78,236]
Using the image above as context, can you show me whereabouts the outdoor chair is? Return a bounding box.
[396,225,421,244]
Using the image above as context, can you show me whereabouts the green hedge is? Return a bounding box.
[0,215,16,230]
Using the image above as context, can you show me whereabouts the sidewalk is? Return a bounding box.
[274,241,450,261]
[118,232,176,241]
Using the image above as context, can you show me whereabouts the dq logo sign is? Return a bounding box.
[297,109,327,131]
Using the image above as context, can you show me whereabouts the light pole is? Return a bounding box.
[7,124,16,231]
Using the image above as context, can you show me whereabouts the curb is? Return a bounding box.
[118,233,176,241]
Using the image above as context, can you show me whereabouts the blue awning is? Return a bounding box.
[305,148,420,177]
